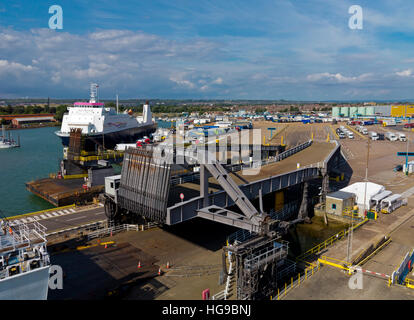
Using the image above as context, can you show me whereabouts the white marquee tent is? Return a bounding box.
[340,182,385,212]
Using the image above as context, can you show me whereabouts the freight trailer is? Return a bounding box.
[385,132,398,141]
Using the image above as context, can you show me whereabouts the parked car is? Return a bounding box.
[393,165,403,172]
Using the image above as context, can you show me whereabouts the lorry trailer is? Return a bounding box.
[385,132,397,141]
[398,133,407,141]
[369,131,378,140]
[380,194,405,214]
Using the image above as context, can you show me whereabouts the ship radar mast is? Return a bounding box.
[89,83,99,103]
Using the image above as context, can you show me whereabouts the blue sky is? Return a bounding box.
[1,0,414,100]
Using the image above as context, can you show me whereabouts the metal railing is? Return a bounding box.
[276,259,297,281]
[269,201,299,221]
[273,263,321,300]
[244,241,289,271]
[87,223,145,240]
[1,221,47,252]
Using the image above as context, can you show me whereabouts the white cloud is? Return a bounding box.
[0,59,34,73]
[395,69,412,77]
[212,77,223,84]
[306,72,371,83]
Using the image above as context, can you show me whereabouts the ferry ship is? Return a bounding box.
[55,83,157,150]
[0,221,50,299]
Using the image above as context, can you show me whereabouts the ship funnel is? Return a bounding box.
[143,101,152,124]
[89,83,99,103]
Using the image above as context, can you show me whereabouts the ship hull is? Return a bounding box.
[0,265,50,300]
[57,123,157,150]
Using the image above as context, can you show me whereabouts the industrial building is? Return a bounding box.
[331,105,391,118]
[0,114,56,127]
[325,191,355,216]
[391,105,414,118]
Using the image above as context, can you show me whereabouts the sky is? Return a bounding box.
[1,0,414,100]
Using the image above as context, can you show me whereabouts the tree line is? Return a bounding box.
[0,104,68,122]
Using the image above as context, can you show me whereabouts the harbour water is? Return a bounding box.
[0,126,61,217]
[0,121,172,217]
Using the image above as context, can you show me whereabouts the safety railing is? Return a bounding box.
[87,222,156,241]
[405,278,414,289]
[272,263,321,300]
[269,201,299,221]
[244,241,288,271]
[276,259,297,281]
[318,256,351,271]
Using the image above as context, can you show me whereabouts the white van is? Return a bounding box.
[347,132,354,139]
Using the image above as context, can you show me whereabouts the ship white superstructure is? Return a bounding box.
[55,84,156,147]
[0,221,50,300]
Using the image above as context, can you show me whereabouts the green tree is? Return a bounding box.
[54,105,68,122]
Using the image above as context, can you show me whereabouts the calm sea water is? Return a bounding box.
[0,126,62,217]
[0,121,172,217]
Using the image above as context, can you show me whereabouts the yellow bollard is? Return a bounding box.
[326,133,330,142]
[298,273,301,285]
[278,288,280,300]
[311,132,314,141]
[281,136,284,146]
[270,296,272,300]
[285,283,287,296]
[291,277,293,288]
[312,267,314,275]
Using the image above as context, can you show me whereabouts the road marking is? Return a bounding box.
[40,214,47,219]
[63,209,70,214]
[33,216,40,220]
[52,212,60,216]
[70,208,76,213]
[57,211,64,214]
[20,218,28,223]
[26,217,35,222]
[66,216,87,221]
[45,213,53,218]
[95,212,103,215]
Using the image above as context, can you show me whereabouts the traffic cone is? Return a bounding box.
[138,261,142,269]
[158,268,162,276]
[104,243,107,249]
[166,262,170,269]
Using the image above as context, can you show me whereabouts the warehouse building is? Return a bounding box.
[0,114,56,128]
[332,105,392,118]
[391,105,414,118]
